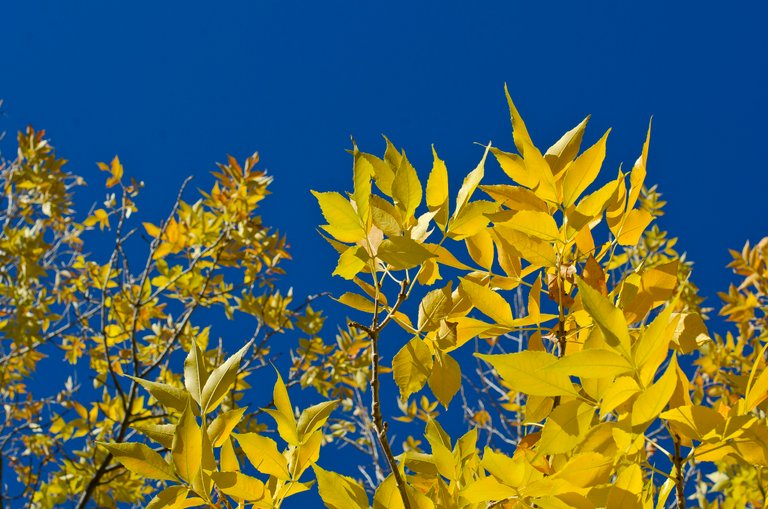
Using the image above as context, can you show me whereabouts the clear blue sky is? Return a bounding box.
[2,1,767,505]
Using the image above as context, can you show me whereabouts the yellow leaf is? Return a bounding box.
[297,399,339,441]
[145,486,190,509]
[459,278,514,325]
[475,351,578,397]
[392,337,433,400]
[566,175,620,232]
[391,152,422,221]
[127,375,190,413]
[373,475,435,509]
[536,400,594,455]
[172,403,209,494]
[426,146,449,230]
[626,119,651,212]
[353,151,373,225]
[492,224,557,267]
[234,432,290,480]
[143,222,161,238]
[312,191,366,243]
[313,465,369,509]
[362,151,395,196]
[464,229,494,270]
[200,340,251,413]
[418,284,452,331]
[500,210,559,241]
[599,376,640,416]
[545,115,590,176]
[220,437,239,472]
[617,208,653,246]
[545,348,633,379]
[447,200,497,239]
[183,342,209,408]
[746,366,768,412]
[576,277,631,356]
[424,419,454,481]
[207,407,246,448]
[377,236,436,270]
[561,129,610,207]
[335,292,377,313]
[491,147,538,189]
[454,144,489,217]
[264,370,299,445]
[461,475,518,503]
[210,471,265,501]
[660,405,724,441]
[504,84,534,156]
[98,442,177,481]
[631,354,679,427]
[428,353,461,408]
[480,184,548,212]
[333,246,368,280]
[606,464,643,509]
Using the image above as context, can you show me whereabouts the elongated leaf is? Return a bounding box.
[126,376,190,413]
[264,370,299,445]
[476,351,578,397]
[545,348,633,379]
[314,465,369,509]
[98,442,177,481]
[631,355,679,427]
[377,236,436,270]
[234,432,290,480]
[391,153,422,221]
[297,400,340,441]
[393,337,433,400]
[184,342,209,408]
[210,471,265,501]
[207,407,247,448]
[562,129,610,207]
[312,191,366,243]
[200,340,251,413]
[577,277,631,356]
[459,278,514,325]
[426,146,449,229]
[428,353,461,408]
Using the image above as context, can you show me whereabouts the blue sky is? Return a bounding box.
[2,0,768,505]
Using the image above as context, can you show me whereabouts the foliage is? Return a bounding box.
[2,89,768,509]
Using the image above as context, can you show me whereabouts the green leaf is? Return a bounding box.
[392,337,433,400]
[98,442,177,481]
